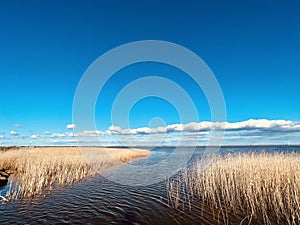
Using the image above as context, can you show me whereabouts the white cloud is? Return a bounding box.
[51,133,66,138]
[108,125,122,133]
[81,130,104,136]
[68,130,105,137]
[66,132,76,137]
[216,119,293,131]
[15,123,23,127]
[0,135,4,139]
[135,127,152,134]
[108,125,166,135]
[66,123,76,129]
[10,130,17,135]
[31,134,39,139]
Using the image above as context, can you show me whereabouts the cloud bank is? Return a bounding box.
[1,119,300,146]
[107,119,300,135]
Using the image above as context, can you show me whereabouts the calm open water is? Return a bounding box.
[1,145,300,225]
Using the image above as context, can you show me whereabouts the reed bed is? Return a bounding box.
[0,147,150,200]
[167,152,300,225]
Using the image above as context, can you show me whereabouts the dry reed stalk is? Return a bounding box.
[0,147,150,200]
[167,152,300,225]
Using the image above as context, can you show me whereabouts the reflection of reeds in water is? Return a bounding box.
[0,147,150,200]
[167,152,300,225]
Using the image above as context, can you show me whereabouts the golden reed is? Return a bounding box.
[0,147,150,200]
[167,152,300,225]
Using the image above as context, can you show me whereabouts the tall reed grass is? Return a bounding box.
[0,147,150,200]
[167,152,300,225]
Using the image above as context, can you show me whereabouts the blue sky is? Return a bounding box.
[0,0,299,146]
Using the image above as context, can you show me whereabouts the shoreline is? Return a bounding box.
[1,144,300,150]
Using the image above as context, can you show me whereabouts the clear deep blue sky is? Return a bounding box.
[0,0,299,138]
